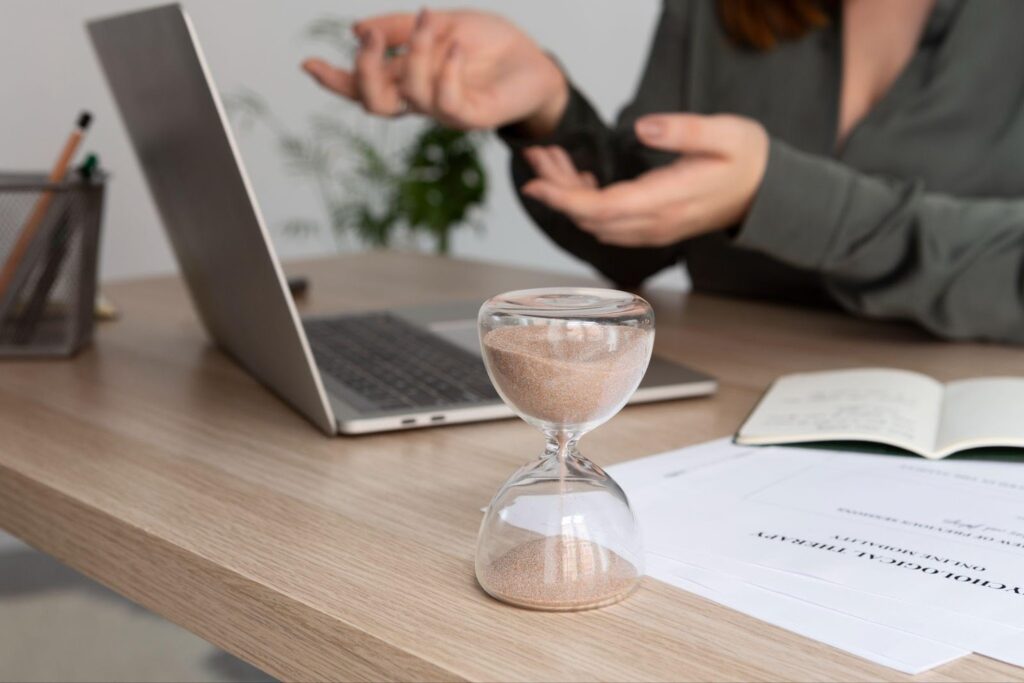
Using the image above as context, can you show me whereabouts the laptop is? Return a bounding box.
[87,4,717,435]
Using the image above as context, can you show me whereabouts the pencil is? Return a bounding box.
[0,111,92,298]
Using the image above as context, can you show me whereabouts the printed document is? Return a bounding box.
[606,439,1024,671]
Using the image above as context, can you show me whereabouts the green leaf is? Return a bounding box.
[281,218,322,238]
[304,17,359,60]
[278,135,331,178]
[394,124,488,252]
[309,114,354,145]
[223,88,270,130]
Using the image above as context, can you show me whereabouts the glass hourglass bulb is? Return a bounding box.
[475,288,655,611]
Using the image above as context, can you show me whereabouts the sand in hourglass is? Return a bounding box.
[479,536,639,610]
[481,324,650,426]
[479,324,648,609]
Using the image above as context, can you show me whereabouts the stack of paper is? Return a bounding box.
[606,439,1024,674]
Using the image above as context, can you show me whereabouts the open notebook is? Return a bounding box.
[736,368,1024,459]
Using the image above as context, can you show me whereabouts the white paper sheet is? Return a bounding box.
[644,554,967,674]
[629,450,1024,629]
[607,439,1024,670]
[654,548,1024,667]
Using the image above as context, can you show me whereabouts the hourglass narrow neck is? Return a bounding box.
[543,431,581,464]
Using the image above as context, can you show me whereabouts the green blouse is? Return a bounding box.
[502,0,1024,342]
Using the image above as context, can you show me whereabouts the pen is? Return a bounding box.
[11,204,74,344]
[0,111,92,298]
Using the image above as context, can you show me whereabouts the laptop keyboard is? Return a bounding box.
[304,313,499,411]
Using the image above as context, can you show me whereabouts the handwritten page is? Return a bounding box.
[738,368,943,455]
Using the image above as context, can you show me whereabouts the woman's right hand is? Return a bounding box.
[302,9,569,136]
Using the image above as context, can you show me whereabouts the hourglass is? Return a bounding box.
[475,288,655,611]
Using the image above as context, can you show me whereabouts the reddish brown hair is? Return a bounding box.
[717,0,833,51]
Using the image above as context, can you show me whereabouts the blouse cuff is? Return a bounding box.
[496,84,601,153]
[734,138,852,270]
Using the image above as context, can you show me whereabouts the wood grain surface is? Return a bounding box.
[1,251,1023,682]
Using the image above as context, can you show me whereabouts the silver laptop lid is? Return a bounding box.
[88,4,335,433]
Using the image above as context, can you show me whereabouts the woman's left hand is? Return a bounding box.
[521,113,769,247]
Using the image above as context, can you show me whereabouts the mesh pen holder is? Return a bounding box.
[0,171,105,358]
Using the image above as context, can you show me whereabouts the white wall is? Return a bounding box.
[0,0,688,288]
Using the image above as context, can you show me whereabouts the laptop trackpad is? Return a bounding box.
[428,319,481,356]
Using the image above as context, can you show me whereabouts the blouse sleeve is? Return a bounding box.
[737,139,1024,342]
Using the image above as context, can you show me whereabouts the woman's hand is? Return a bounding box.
[521,114,769,246]
[302,9,568,135]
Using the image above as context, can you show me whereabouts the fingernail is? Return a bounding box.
[637,118,664,139]
[416,7,429,28]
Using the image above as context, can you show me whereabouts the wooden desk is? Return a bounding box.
[1,252,1022,682]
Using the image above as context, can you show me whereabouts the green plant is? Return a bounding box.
[225,17,487,254]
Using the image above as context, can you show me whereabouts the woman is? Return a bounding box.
[303,0,1024,343]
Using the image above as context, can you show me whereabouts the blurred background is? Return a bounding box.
[1,0,685,283]
[0,0,678,680]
